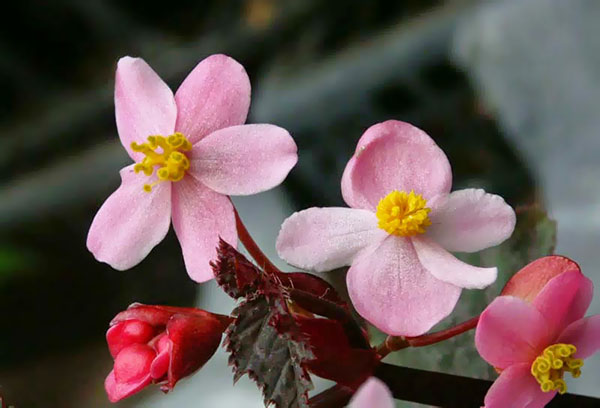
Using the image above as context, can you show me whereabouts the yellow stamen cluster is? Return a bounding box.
[531,343,583,394]
[376,190,432,236]
[131,132,192,192]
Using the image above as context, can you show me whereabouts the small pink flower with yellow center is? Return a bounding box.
[476,256,600,408]
[87,54,297,282]
[276,120,515,336]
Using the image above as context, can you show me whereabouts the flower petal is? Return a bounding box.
[276,207,387,273]
[189,124,297,195]
[412,236,497,289]
[166,313,224,389]
[87,165,171,270]
[427,189,516,253]
[346,236,461,336]
[150,334,171,380]
[115,57,177,160]
[175,54,251,144]
[171,176,236,282]
[113,344,156,384]
[483,363,555,408]
[106,320,156,358]
[501,256,580,302]
[532,270,593,340]
[105,369,152,403]
[349,377,394,408]
[558,315,600,359]
[475,296,552,369]
[341,120,451,211]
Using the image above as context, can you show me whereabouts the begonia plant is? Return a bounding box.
[88,54,600,408]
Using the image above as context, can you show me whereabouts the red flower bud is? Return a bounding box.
[104,304,231,402]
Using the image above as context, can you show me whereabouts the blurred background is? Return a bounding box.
[1,0,599,407]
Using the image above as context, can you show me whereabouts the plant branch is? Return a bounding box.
[376,316,479,358]
[310,364,600,407]
[375,363,600,408]
[308,384,352,408]
[232,204,281,275]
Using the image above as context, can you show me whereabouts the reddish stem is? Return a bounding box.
[232,205,281,275]
[377,316,480,358]
[308,384,352,408]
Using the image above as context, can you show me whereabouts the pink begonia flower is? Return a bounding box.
[348,377,394,408]
[105,304,231,402]
[276,120,515,336]
[87,54,297,282]
[476,263,600,408]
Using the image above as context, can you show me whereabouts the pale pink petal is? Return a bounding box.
[276,207,387,273]
[115,57,177,160]
[558,315,600,359]
[346,236,461,337]
[175,54,251,144]
[532,270,593,339]
[484,363,556,408]
[87,165,171,270]
[171,176,237,282]
[348,377,394,408]
[412,236,497,289]
[475,296,552,369]
[427,189,516,253]
[341,120,451,211]
[189,124,297,195]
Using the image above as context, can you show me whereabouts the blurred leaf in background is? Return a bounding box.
[0,245,37,284]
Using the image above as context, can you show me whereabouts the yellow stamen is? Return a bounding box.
[131,132,192,192]
[531,343,584,394]
[375,190,431,236]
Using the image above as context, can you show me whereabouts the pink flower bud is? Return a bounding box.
[104,304,231,402]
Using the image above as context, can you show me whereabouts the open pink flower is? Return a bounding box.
[476,259,600,408]
[87,54,297,282]
[348,377,394,408]
[276,120,515,336]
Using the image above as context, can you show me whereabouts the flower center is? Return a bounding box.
[531,343,583,394]
[376,190,432,236]
[131,132,192,192]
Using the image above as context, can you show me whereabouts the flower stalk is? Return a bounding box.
[233,205,281,275]
[376,316,480,358]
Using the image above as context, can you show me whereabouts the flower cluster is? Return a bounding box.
[88,54,598,408]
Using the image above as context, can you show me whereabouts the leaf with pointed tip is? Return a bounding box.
[214,239,375,407]
[226,296,314,408]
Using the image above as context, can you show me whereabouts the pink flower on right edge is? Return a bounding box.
[476,256,600,408]
[276,120,516,336]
